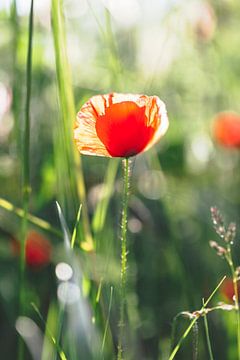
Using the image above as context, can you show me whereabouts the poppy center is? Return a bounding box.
[95,101,155,157]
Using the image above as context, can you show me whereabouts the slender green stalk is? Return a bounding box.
[0,197,62,238]
[71,204,82,249]
[117,158,130,360]
[21,0,34,280]
[104,9,122,89]
[226,247,240,360]
[101,286,114,354]
[169,276,226,360]
[51,0,93,251]
[202,299,214,360]
[192,321,198,360]
[86,1,122,89]
[170,312,185,351]
[86,0,106,39]
[31,303,67,360]
[18,1,34,359]
[10,0,21,150]
[92,159,119,236]
[54,302,65,360]
[171,312,199,360]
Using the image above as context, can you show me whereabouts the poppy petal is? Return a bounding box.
[74,94,112,157]
[74,93,168,158]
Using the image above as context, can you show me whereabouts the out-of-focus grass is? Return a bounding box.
[0,197,62,237]
[17,1,34,360]
[51,0,93,251]
[169,276,226,360]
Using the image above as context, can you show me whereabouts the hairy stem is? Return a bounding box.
[117,158,130,360]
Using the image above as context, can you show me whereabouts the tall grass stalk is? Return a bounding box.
[92,159,119,237]
[117,158,130,360]
[10,0,21,150]
[31,303,67,360]
[192,321,198,360]
[171,313,199,360]
[0,197,62,237]
[104,9,122,89]
[51,0,93,251]
[18,1,34,359]
[101,286,114,354]
[21,0,34,285]
[71,204,82,249]
[87,1,122,89]
[54,202,71,360]
[169,276,226,360]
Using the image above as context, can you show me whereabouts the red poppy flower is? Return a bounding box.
[213,112,240,148]
[74,93,168,157]
[220,278,240,303]
[12,231,52,268]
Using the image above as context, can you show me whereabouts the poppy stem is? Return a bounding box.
[117,157,130,360]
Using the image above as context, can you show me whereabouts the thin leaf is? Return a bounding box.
[169,276,226,360]
[101,286,114,354]
[0,197,62,238]
[92,159,119,235]
[71,204,82,249]
[202,298,214,360]
[18,2,34,359]
[56,201,71,249]
[51,0,93,251]
[31,303,67,360]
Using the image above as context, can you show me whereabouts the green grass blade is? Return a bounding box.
[192,321,198,360]
[87,1,122,88]
[20,0,34,292]
[86,0,106,39]
[10,0,22,150]
[0,197,62,238]
[101,286,114,355]
[169,276,226,360]
[96,278,103,304]
[18,3,34,360]
[71,204,82,249]
[31,303,67,360]
[51,0,93,251]
[202,299,214,360]
[92,159,119,235]
[56,201,71,249]
[104,8,122,88]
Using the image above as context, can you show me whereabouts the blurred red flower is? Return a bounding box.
[12,230,52,268]
[220,278,240,303]
[213,112,240,148]
[74,93,168,158]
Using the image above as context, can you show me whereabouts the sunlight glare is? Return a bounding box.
[55,262,73,282]
[57,282,81,305]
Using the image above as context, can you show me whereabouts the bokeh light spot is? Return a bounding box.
[55,262,73,282]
